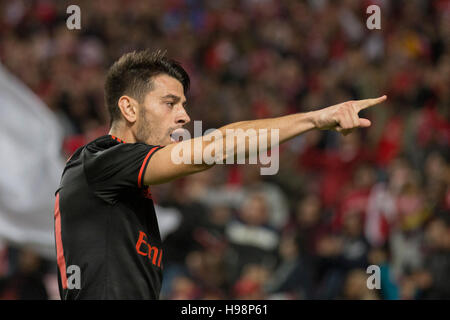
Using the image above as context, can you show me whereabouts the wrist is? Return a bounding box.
[303,110,320,130]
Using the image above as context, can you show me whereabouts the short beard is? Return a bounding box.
[136,105,152,143]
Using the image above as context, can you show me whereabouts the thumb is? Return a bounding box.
[359,118,371,128]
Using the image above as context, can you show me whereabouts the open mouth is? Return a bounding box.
[170,128,187,143]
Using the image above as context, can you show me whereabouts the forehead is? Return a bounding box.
[147,74,185,99]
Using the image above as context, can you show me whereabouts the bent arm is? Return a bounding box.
[144,96,386,185]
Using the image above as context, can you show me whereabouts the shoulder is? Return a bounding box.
[82,136,162,178]
[84,139,158,163]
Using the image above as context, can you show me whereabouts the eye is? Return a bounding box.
[166,102,175,107]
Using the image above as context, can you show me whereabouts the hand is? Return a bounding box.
[312,95,387,135]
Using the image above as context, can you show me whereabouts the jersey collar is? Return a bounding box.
[110,135,125,144]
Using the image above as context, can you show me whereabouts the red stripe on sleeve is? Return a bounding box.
[54,193,68,290]
[138,146,160,188]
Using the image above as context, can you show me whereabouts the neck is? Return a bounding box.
[108,123,137,144]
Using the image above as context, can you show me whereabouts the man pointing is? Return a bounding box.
[54,50,386,299]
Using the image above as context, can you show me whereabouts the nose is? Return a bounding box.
[175,105,191,126]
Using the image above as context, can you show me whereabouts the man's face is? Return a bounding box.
[135,74,190,146]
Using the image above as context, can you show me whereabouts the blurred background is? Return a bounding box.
[0,0,449,300]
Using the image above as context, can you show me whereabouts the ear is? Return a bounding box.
[117,96,138,123]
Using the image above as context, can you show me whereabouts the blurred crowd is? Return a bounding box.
[0,0,449,299]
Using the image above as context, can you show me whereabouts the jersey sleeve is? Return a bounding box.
[84,143,162,203]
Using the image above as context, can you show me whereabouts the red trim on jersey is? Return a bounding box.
[65,153,74,164]
[138,146,160,188]
[111,135,125,143]
[54,193,68,290]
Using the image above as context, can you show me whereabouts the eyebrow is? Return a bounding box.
[161,94,187,106]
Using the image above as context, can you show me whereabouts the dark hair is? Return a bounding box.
[104,49,190,126]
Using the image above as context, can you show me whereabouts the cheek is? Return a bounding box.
[148,108,173,137]
[149,103,171,122]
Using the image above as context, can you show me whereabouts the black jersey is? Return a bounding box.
[54,135,164,299]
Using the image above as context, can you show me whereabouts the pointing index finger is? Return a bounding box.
[354,95,387,112]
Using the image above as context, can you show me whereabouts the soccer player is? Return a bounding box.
[54,50,386,299]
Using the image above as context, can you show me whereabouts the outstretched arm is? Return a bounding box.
[144,95,387,185]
